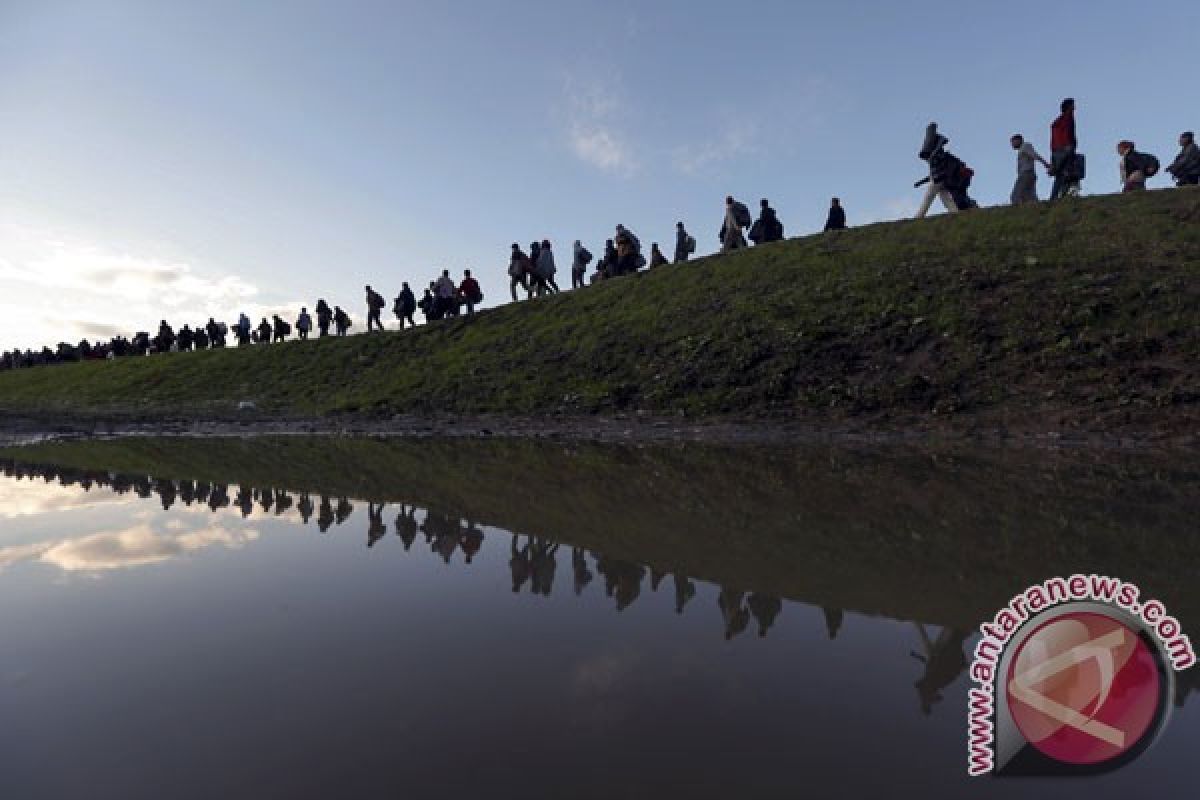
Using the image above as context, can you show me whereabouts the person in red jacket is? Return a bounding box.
[457,269,482,317]
[1049,97,1078,200]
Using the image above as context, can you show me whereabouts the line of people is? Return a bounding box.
[5,96,1198,372]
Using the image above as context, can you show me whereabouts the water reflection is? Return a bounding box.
[3,453,1198,727]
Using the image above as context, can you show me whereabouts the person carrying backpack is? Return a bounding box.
[674,222,696,263]
[649,243,668,267]
[509,243,531,302]
[256,317,272,344]
[458,269,483,317]
[418,287,435,321]
[394,282,417,328]
[914,123,960,217]
[333,306,351,336]
[236,313,252,346]
[365,285,386,332]
[824,198,847,231]
[572,240,592,289]
[1049,98,1080,200]
[1118,140,1158,192]
[296,307,312,341]
[614,225,642,274]
[749,198,784,245]
[436,270,459,317]
[719,196,751,252]
[536,239,560,294]
[1166,131,1200,187]
[600,238,618,277]
[272,314,290,342]
[315,299,333,337]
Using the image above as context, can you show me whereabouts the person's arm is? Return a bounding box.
[1027,143,1051,169]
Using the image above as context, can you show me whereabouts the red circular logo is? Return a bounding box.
[1006,612,1162,766]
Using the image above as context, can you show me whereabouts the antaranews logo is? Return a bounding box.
[966,575,1195,777]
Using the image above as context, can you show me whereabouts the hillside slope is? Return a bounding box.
[1,190,1198,429]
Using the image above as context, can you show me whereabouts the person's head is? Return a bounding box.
[574,239,580,247]
[511,242,519,250]
[615,224,625,233]
[1010,134,1024,149]
[364,284,371,291]
[442,269,449,277]
[676,221,684,229]
[1061,97,1075,114]
[831,197,841,207]
[760,198,769,208]
[1182,131,1195,147]
[542,239,550,248]
[301,307,307,313]
[725,195,734,206]
[606,238,614,246]
[652,242,661,251]
[402,281,409,288]
[464,269,472,278]
[1117,140,1134,156]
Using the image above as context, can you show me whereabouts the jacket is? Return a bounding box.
[1051,111,1076,152]
[824,206,846,231]
[1167,142,1200,182]
[459,277,481,300]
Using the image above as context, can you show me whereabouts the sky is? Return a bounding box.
[1,0,1195,350]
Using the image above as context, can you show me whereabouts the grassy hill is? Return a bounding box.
[1,190,1198,428]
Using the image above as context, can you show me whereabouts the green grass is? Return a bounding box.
[2,189,1199,422]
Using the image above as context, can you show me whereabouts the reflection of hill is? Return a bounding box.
[3,437,1199,629]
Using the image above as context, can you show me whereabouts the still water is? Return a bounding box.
[0,436,1196,799]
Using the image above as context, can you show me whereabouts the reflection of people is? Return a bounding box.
[274,489,293,515]
[236,486,254,518]
[317,496,334,533]
[598,557,645,612]
[530,539,560,596]
[154,479,176,511]
[335,497,354,525]
[572,548,593,596]
[822,606,844,641]
[208,484,229,511]
[911,625,969,716]
[747,593,782,638]
[459,521,483,564]
[718,587,750,640]
[258,488,273,513]
[395,505,418,550]
[366,502,387,547]
[509,535,532,593]
[673,573,696,615]
[297,493,314,524]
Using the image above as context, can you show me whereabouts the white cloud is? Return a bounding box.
[671,118,761,176]
[0,221,310,350]
[563,76,637,176]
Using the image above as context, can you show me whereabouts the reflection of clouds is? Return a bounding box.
[571,650,639,695]
[0,480,135,519]
[0,521,259,573]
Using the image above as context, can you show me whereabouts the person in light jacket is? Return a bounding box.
[1167,131,1200,186]
[536,239,560,295]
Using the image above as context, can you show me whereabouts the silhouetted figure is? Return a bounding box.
[394,282,417,329]
[673,573,696,614]
[315,299,333,337]
[749,198,784,245]
[459,522,483,564]
[236,486,254,518]
[822,606,844,640]
[317,496,335,533]
[334,306,351,336]
[530,539,560,596]
[824,198,847,231]
[510,535,532,593]
[256,318,272,344]
[395,505,418,550]
[572,547,593,596]
[598,557,645,612]
[747,593,782,638]
[273,489,292,515]
[297,493,314,524]
[508,244,531,301]
[366,502,387,547]
[674,222,694,263]
[365,284,385,332]
[296,307,312,341]
[335,497,354,525]
[911,625,970,716]
[718,587,751,640]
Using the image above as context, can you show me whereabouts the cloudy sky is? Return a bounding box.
[1,0,1194,350]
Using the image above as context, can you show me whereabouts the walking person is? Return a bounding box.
[256,317,272,344]
[914,123,959,217]
[719,196,750,252]
[1010,134,1051,205]
[271,314,290,343]
[823,198,847,231]
[674,222,695,263]
[365,285,386,332]
[436,269,459,317]
[333,306,351,336]
[571,240,591,289]
[458,269,482,317]
[315,299,333,337]
[1117,140,1159,192]
[508,243,531,302]
[1049,98,1079,200]
[536,239,560,294]
[394,282,417,329]
[614,224,642,274]
[236,312,252,346]
[601,238,618,277]
[1166,131,1200,186]
[649,243,668,267]
[296,307,312,341]
[749,198,784,245]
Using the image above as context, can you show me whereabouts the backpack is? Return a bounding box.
[369,291,384,310]
[579,247,593,265]
[686,234,697,253]
[1142,153,1160,177]
[944,162,974,191]
[280,321,292,335]
[733,202,752,228]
